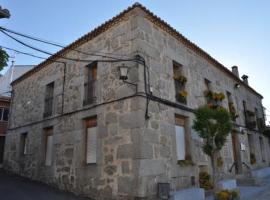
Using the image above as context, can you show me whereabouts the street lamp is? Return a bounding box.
[234,83,240,89]
[119,64,129,80]
[118,64,137,92]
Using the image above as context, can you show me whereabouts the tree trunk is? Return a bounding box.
[211,152,218,190]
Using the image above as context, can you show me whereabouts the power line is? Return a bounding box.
[1,30,137,63]
[0,26,131,59]
[0,45,50,60]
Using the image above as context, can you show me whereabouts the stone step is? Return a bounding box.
[170,188,205,200]
[217,179,237,190]
[251,167,270,179]
[236,177,263,186]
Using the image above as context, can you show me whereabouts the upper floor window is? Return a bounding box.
[84,62,97,105]
[204,78,212,91]
[227,91,238,121]
[43,82,54,118]
[0,107,9,122]
[173,61,187,104]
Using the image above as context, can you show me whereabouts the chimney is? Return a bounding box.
[241,75,249,85]
[231,66,239,77]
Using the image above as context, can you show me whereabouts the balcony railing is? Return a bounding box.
[83,80,97,105]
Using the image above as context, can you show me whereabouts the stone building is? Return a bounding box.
[3,3,269,200]
[0,64,34,164]
[0,96,10,164]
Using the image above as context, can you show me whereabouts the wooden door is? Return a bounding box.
[231,131,242,174]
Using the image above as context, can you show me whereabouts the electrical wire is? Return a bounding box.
[1,30,137,63]
[0,45,51,61]
[0,26,132,59]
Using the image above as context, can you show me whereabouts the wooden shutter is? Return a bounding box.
[86,127,97,164]
[45,135,53,166]
[175,125,185,160]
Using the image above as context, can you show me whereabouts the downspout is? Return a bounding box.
[61,62,67,114]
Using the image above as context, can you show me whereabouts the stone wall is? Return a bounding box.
[131,9,269,197]
[3,6,269,200]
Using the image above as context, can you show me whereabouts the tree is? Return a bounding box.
[192,106,232,188]
[0,48,9,71]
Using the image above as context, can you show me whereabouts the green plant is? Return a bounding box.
[215,189,240,200]
[192,106,232,188]
[176,90,187,104]
[0,48,9,71]
[174,75,187,84]
[199,171,213,190]
[217,157,224,168]
[177,154,194,166]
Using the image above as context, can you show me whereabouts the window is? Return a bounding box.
[44,127,53,166]
[0,107,9,121]
[173,61,187,104]
[204,79,212,91]
[44,82,54,118]
[175,115,188,161]
[227,91,237,121]
[85,116,97,164]
[20,133,28,155]
[84,62,97,105]
[259,137,265,162]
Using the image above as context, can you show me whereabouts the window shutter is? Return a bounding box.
[86,127,97,164]
[175,125,185,161]
[45,135,53,166]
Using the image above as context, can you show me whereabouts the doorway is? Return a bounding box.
[0,136,5,163]
[231,131,242,174]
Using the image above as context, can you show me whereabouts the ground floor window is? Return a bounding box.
[175,115,189,161]
[85,116,97,164]
[20,133,28,155]
[44,127,53,166]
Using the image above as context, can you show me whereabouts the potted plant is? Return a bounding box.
[177,90,188,104]
[174,75,187,85]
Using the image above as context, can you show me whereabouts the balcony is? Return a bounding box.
[83,80,97,105]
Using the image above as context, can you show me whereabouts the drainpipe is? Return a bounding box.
[61,62,67,114]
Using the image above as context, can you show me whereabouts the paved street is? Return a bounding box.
[1,169,270,200]
[0,170,90,200]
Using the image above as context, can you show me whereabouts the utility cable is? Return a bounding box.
[1,30,137,63]
[0,45,51,60]
[0,26,132,59]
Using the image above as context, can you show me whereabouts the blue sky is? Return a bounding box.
[1,0,270,123]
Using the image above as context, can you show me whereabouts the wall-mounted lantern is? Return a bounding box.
[119,64,129,80]
[118,64,137,92]
[234,83,240,89]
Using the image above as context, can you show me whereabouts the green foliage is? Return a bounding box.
[215,189,240,200]
[199,171,213,190]
[0,48,9,71]
[192,106,232,157]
